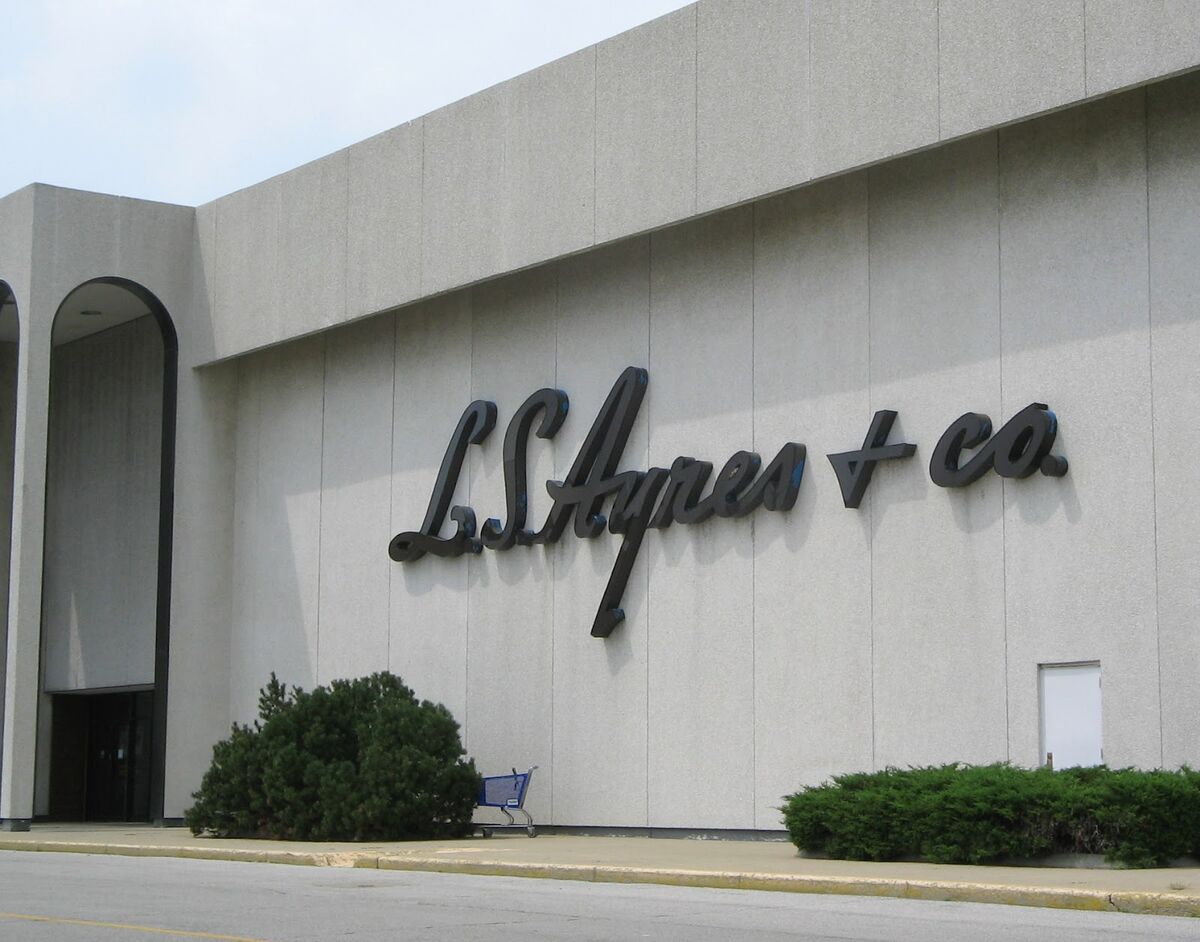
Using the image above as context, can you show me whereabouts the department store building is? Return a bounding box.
[2,2,1199,832]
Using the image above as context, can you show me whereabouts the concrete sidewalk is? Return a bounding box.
[3,823,1199,919]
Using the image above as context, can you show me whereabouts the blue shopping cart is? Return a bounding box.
[477,766,538,837]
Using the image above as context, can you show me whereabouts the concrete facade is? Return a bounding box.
[2,2,1200,830]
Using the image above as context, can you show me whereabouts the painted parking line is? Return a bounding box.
[0,911,271,941]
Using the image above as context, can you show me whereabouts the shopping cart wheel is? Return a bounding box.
[480,827,493,838]
[526,826,537,837]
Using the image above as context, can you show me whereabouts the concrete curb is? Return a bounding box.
[3,839,1198,918]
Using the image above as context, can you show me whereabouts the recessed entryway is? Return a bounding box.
[35,277,178,823]
[47,690,154,822]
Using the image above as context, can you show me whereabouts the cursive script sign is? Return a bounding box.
[390,367,1067,639]
[389,367,805,638]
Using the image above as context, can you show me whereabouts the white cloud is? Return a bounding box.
[0,0,689,205]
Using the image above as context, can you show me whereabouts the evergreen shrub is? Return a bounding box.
[782,763,1200,868]
[185,672,482,841]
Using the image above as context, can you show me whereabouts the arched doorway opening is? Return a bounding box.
[0,281,18,774]
[40,278,176,822]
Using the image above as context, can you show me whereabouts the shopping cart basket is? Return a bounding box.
[477,766,538,837]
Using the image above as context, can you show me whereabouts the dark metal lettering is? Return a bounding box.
[738,442,806,513]
[388,399,496,561]
[827,410,916,509]
[703,450,762,518]
[930,403,1068,488]
[592,468,670,638]
[390,370,1065,640]
[480,387,569,550]
[649,457,715,528]
[389,368,808,637]
[533,366,647,542]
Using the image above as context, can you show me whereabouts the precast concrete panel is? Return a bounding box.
[346,121,423,322]
[389,295,473,726]
[1148,74,1200,769]
[1085,1,1200,96]
[163,359,237,816]
[190,201,219,366]
[213,179,282,359]
[0,187,33,802]
[499,48,595,273]
[464,269,558,826]
[1,189,46,823]
[595,6,697,243]
[867,136,1008,769]
[163,200,237,815]
[40,190,119,285]
[37,188,194,322]
[550,238,651,827]
[750,175,873,827]
[111,200,196,318]
[938,0,1085,140]
[277,153,349,339]
[41,317,163,692]
[230,337,324,722]
[646,208,755,829]
[809,0,938,178]
[421,88,506,296]
[0,188,35,298]
[317,314,394,685]
[998,91,1159,770]
[696,0,810,212]
[176,7,1200,365]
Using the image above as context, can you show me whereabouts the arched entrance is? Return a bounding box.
[0,281,18,770]
[40,278,176,822]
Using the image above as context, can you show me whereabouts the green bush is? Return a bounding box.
[185,672,482,841]
[783,763,1200,868]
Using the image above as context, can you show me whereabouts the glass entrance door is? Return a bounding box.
[49,690,154,821]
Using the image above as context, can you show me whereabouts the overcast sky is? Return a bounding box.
[1,1,689,207]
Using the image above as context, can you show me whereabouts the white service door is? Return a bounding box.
[1039,662,1102,769]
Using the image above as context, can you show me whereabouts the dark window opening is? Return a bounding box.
[48,690,154,822]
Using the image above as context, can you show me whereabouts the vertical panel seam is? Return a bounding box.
[1082,0,1089,96]
[749,200,757,827]
[1144,86,1163,767]
[935,0,942,139]
[645,233,653,827]
[592,45,599,247]
[212,204,221,348]
[693,3,699,215]
[418,118,427,297]
[865,169,876,772]
[465,295,474,745]
[387,313,398,672]
[342,151,350,322]
[996,129,1011,762]
[315,335,328,687]
[806,0,814,180]
[550,263,559,825]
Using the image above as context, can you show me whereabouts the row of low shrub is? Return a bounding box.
[185,672,482,841]
[783,763,1200,868]
[190,675,1196,865]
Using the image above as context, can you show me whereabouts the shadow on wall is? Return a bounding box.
[41,317,164,693]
